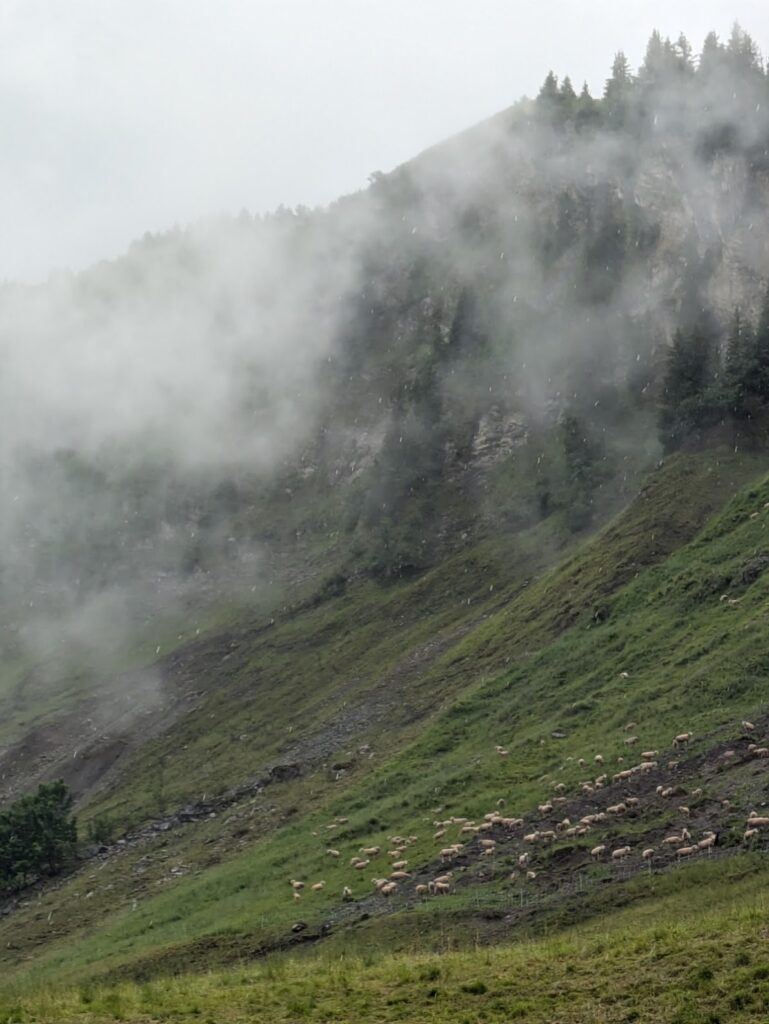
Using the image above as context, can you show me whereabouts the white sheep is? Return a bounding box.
[360,846,380,857]
[290,880,305,891]
[590,845,606,859]
[742,720,756,732]
[311,881,326,891]
[594,754,604,765]
[640,750,658,759]
[611,846,632,860]
[380,881,398,897]
[642,848,655,861]
[673,732,692,748]
[518,853,530,867]
[326,849,340,858]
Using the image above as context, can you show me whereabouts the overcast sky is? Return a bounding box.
[1,0,768,281]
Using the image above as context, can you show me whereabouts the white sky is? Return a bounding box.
[1,0,768,281]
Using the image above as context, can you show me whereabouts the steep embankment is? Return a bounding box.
[3,447,769,988]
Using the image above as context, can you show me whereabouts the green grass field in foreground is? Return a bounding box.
[3,855,769,1023]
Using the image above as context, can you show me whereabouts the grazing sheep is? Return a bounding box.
[415,884,429,896]
[290,880,305,891]
[607,803,628,815]
[742,721,756,732]
[360,846,380,857]
[624,736,639,746]
[753,747,769,758]
[479,839,496,849]
[380,882,398,897]
[391,859,408,870]
[353,859,370,870]
[619,672,631,680]
[590,845,606,859]
[673,733,692,748]
[526,870,537,881]
[327,849,340,858]
[538,802,553,815]
[556,818,571,832]
[676,846,697,858]
[433,828,447,840]
[624,721,637,731]
[293,891,301,902]
[433,881,451,895]
[662,835,684,846]
[594,754,604,765]
[523,832,540,843]
[744,828,759,841]
[372,878,388,890]
[698,833,717,853]
[440,847,459,863]
[518,853,530,867]
[390,870,410,880]
[746,813,769,827]
[311,881,326,891]
[611,846,632,860]
[678,806,690,817]
[641,750,658,760]
[642,848,655,861]
[495,746,509,757]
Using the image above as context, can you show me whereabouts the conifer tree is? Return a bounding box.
[604,51,633,128]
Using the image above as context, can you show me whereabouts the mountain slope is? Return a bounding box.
[2,446,769,989]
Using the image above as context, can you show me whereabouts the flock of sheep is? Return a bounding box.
[288,717,768,908]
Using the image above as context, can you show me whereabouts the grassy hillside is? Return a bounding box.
[5,855,769,1022]
[3,446,769,1002]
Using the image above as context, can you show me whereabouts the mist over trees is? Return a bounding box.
[2,23,769,618]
